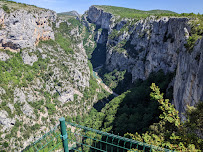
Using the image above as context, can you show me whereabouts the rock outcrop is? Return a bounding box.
[174,37,203,117]
[0,4,56,52]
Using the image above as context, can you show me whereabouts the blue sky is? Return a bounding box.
[14,0,203,14]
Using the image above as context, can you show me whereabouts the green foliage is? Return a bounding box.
[0,52,47,87]
[94,5,177,19]
[184,14,203,53]
[38,39,57,48]
[29,100,44,110]
[45,103,56,115]
[185,34,201,52]
[55,33,74,54]
[2,4,10,13]
[14,102,23,116]
[74,94,78,101]
[68,18,81,28]
[0,51,49,111]
[84,70,174,135]
[0,101,14,118]
[184,102,203,142]
[31,123,40,131]
[103,69,126,89]
[2,142,8,148]
[109,29,119,39]
[83,26,97,60]
[150,83,180,127]
[53,19,83,54]
[125,84,202,151]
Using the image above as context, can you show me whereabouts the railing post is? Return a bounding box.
[59,117,69,152]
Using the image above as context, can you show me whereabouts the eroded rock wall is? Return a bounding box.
[0,7,56,52]
[86,6,203,118]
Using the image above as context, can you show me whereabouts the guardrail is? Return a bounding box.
[23,117,174,152]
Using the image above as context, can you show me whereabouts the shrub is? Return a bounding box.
[185,34,201,53]
[3,142,8,148]
[2,5,10,14]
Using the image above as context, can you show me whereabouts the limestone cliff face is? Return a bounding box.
[87,6,113,30]
[174,37,203,116]
[0,6,56,52]
[86,6,203,118]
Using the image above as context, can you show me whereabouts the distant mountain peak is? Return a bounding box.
[58,10,80,17]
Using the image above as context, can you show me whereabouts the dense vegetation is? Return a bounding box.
[69,71,171,136]
[68,69,202,151]
[185,14,203,52]
[98,68,132,94]
[125,84,202,151]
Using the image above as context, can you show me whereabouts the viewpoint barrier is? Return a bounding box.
[22,117,174,152]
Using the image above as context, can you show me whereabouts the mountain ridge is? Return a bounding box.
[57,10,80,17]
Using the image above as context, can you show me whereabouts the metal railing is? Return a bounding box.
[23,117,173,152]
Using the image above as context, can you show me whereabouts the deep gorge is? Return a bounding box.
[0,1,202,151]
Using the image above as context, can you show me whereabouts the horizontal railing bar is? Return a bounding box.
[68,132,135,151]
[37,133,61,151]
[48,142,62,152]
[33,124,60,145]
[68,138,107,152]
[66,121,172,151]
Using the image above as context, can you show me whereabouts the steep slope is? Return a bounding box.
[84,5,203,119]
[0,2,106,151]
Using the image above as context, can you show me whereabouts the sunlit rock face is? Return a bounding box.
[86,6,203,119]
[0,8,56,52]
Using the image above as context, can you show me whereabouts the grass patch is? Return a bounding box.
[94,5,177,19]
[55,33,74,54]
[2,4,10,13]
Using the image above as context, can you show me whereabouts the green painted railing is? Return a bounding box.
[23,117,174,152]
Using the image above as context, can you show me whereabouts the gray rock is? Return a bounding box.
[14,88,26,103]
[22,103,33,117]
[0,110,15,131]
[58,89,74,103]
[21,50,38,66]
[7,103,14,112]
[0,87,6,95]
[0,8,56,51]
[0,51,11,61]
[173,37,203,118]
[87,6,113,30]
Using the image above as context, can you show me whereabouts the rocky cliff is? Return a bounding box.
[0,1,56,52]
[85,5,203,118]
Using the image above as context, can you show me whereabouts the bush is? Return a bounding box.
[2,5,10,14]
[3,141,8,148]
[125,84,202,151]
[45,103,56,115]
[185,34,201,53]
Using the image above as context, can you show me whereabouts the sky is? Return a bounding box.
[14,0,203,14]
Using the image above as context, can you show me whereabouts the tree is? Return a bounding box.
[125,83,202,151]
